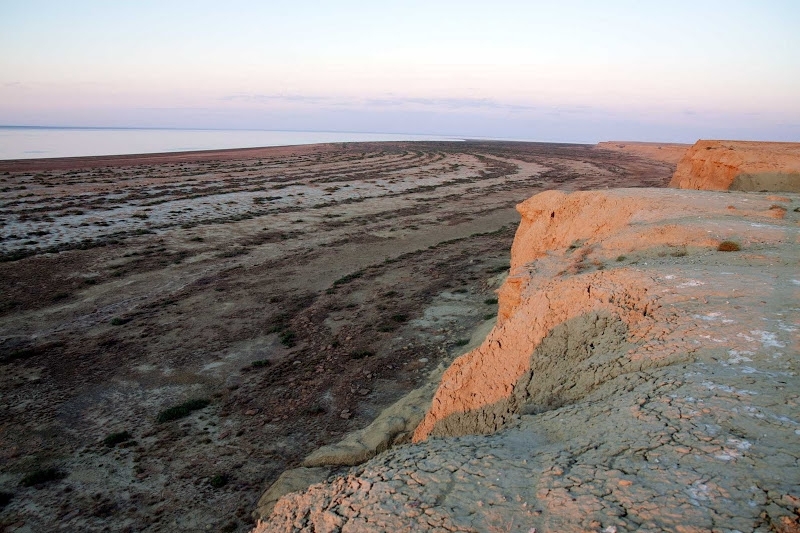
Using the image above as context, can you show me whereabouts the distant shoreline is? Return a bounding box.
[0,139,593,172]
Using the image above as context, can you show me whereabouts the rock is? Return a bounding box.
[339,410,352,420]
[251,466,331,521]
[256,187,800,533]
[669,139,800,191]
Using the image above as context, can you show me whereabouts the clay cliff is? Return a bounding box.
[669,139,800,191]
[595,141,691,164]
[256,187,799,532]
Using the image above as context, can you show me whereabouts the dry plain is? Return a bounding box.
[0,141,676,532]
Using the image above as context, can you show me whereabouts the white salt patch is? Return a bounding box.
[751,330,785,348]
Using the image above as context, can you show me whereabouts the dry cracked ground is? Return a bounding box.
[0,141,673,532]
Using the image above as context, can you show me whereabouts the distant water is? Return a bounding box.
[0,127,462,160]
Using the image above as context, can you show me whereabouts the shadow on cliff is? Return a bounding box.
[424,310,689,439]
[730,172,800,193]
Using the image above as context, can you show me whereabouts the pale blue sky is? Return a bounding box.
[1,0,798,142]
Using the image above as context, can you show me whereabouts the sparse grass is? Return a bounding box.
[157,398,210,423]
[104,431,132,448]
[218,247,250,258]
[717,240,741,252]
[484,297,498,305]
[220,521,238,533]
[670,246,687,257]
[20,468,66,487]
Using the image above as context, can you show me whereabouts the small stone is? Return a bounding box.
[358,388,370,395]
[245,409,259,416]
[419,358,428,363]
[340,410,352,419]
[618,479,632,486]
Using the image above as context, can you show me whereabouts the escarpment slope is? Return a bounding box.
[669,139,800,191]
[259,188,799,533]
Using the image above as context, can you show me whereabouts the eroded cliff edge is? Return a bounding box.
[669,139,800,192]
[257,188,799,532]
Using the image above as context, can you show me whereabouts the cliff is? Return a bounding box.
[669,139,800,191]
[256,188,799,532]
[595,141,691,164]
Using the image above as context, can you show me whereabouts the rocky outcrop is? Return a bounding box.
[256,188,799,532]
[669,139,800,191]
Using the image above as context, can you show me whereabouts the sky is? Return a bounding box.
[1,0,798,143]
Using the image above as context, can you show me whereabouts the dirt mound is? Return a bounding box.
[257,187,799,532]
[669,139,800,191]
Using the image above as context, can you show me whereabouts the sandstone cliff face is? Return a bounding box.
[669,139,800,191]
[257,188,799,532]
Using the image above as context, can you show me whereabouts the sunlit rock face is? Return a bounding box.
[669,139,800,192]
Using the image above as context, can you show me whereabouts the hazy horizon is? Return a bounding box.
[2,1,798,144]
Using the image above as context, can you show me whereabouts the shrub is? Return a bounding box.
[209,474,229,488]
[350,350,375,360]
[484,297,498,305]
[454,339,470,347]
[104,431,132,447]
[717,241,741,252]
[390,313,408,323]
[110,317,131,326]
[20,468,66,487]
[157,399,210,423]
[279,330,297,347]
[303,403,326,415]
[251,359,271,368]
[616,255,626,262]
[0,491,12,509]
